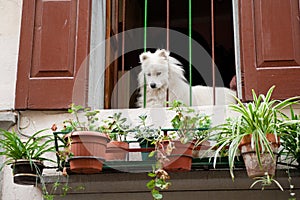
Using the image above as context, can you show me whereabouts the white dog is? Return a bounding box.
[137,49,236,107]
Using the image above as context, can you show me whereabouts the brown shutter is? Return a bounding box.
[239,0,300,100]
[15,0,91,109]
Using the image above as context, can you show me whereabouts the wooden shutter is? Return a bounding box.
[239,0,300,100]
[15,0,91,109]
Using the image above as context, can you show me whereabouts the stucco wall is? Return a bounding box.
[0,0,22,110]
[0,0,23,199]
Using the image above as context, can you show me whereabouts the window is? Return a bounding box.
[15,0,300,109]
[105,0,236,108]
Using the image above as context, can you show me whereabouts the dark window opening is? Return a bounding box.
[106,0,236,109]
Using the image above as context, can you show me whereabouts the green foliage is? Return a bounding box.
[207,117,245,178]
[144,100,211,200]
[100,112,130,141]
[147,169,171,200]
[145,128,176,200]
[279,107,300,166]
[0,128,55,171]
[63,103,101,132]
[250,172,283,191]
[0,128,59,198]
[134,114,160,143]
[207,86,299,180]
[42,175,85,200]
[169,100,211,144]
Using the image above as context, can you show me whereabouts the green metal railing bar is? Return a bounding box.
[143,0,148,108]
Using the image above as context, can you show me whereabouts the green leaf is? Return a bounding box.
[152,193,163,200]
[148,151,156,158]
[148,172,156,178]
[146,180,155,189]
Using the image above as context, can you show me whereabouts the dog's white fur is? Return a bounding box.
[137,49,236,107]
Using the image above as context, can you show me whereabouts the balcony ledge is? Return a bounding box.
[41,165,300,200]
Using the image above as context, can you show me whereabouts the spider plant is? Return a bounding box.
[279,107,300,167]
[250,172,283,191]
[208,86,299,179]
[0,128,55,170]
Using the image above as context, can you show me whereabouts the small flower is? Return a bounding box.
[51,124,57,131]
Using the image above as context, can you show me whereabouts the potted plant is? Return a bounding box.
[188,114,211,158]
[62,104,110,174]
[161,100,211,171]
[208,86,298,180]
[134,114,159,161]
[101,112,130,161]
[146,100,211,199]
[250,172,284,191]
[279,107,300,168]
[0,129,55,185]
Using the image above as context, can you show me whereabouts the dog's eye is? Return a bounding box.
[147,73,151,76]
[156,72,161,76]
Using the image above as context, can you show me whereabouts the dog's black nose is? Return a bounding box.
[150,83,156,88]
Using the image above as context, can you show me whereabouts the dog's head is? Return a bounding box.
[139,49,170,90]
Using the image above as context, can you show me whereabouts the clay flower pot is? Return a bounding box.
[162,140,194,172]
[105,141,129,161]
[66,131,110,174]
[192,140,211,158]
[239,134,280,178]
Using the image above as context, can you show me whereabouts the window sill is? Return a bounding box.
[0,111,16,130]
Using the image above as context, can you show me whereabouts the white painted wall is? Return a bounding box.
[0,1,30,199]
[0,0,22,110]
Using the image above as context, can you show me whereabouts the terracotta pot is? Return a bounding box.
[12,159,44,185]
[66,131,110,174]
[105,141,129,161]
[161,140,194,172]
[239,134,280,178]
[192,140,211,158]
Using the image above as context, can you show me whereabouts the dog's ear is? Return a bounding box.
[139,52,149,63]
[157,49,170,60]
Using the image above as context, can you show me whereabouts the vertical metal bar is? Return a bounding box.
[112,0,119,108]
[119,0,126,108]
[143,0,148,108]
[53,132,60,169]
[114,0,119,88]
[211,0,216,105]
[122,0,126,75]
[144,0,148,52]
[189,0,192,106]
[165,0,170,107]
[104,0,111,108]
[166,0,170,51]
